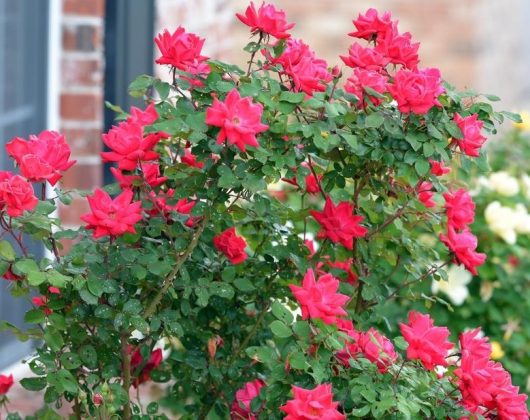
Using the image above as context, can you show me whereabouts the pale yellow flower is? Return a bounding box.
[490,341,505,360]
[431,264,472,306]
[479,280,500,302]
[514,111,530,131]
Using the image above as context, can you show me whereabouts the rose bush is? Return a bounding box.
[0,4,527,419]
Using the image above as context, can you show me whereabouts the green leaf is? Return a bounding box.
[271,301,294,324]
[60,352,82,369]
[415,159,430,176]
[269,320,292,338]
[44,328,64,351]
[365,112,384,128]
[292,321,310,337]
[79,345,98,368]
[445,121,463,139]
[0,240,16,261]
[13,259,39,276]
[20,377,47,391]
[234,277,255,292]
[209,283,235,299]
[279,91,305,103]
[24,309,45,324]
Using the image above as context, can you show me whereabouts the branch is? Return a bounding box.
[142,213,211,319]
[121,333,132,420]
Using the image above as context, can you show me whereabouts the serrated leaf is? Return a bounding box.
[269,320,292,338]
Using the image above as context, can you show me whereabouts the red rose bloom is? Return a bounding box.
[417,181,436,208]
[326,258,358,285]
[205,89,268,152]
[399,311,453,371]
[375,28,420,70]
[0,374,14,395]
[230,379,265,420]
[335,319,362,367]
[267,38,332,97]
[289,269,349,325]
[5,130,76,186]
[340,43,390,71]
[101,119,168,171]
[81,189,143,239]
[310,198,367,250]
[32,295,52,316]
[455,329,528,419]
[280,383,345,420]
[236,2,295,39]
[282,162,322,194]
[155,27,208,72]
[358,328,398,373]
[0,171,38,217]
[349,8,395,41]
[388,67,444,115]
[110,162,167,189]
[440,226,486,275]
[127,103,158,126]
[213,227,248,265]
[452,113,487,158]
[130,348,163,387]
[181,148,205,169]
[344,68,388,109]
[429,159,451,176]
[443,188,475,230]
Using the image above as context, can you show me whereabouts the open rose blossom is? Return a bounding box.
[230,379,265,420]
[388,67,444,115]
[340,43,390,71]
[344,68,388,108]
[5,130,76,186]
[375,27,420,70]
[130,348,163,387]
[0,171,38,217]
[349,8,395,41]
[267,38,333,97]
[429,159,451,176]
[452,113,487,157]
[205,89,268,152]
[81,189,143,239]
[417,181,436,208]
[289,269,349,325]
[399,311,453,371]
[440,226,486,275]
[155,27,208,71]
[455,329,528,419]
[0,374,13,395]
[310,198,367,250]
[443,188,475,230]
[358,328,398,373]
[101,119,169,171]
[213,227,248,264]
[280,383,345,420]
[128,103,158,126]
[236,2,294,39]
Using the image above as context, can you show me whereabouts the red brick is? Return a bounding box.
[61,128,102,156]
[63,0,105,17]
[62,24,102,52]
[60,93,102,121]
[61,164,102,190]
[61,59,103,87]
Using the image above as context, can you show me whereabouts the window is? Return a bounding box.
[0,0,49,367]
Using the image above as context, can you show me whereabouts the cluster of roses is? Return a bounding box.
[0,131,74,218]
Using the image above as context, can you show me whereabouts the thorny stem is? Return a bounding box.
[121,333,132,420]
[247,32,264,76]
[307,155,327,200]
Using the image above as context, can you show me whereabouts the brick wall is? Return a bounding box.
[59,0,105,227]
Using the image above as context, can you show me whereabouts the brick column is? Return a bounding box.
[59,0,105,227]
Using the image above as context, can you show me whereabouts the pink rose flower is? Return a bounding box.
[280,383,345,420]
[429,159,451,176]
[439,226,486,275]
[340,43,390,71]
[375,28,420,69]
[399,311,453,371]
[336,319,362,367]
[236,2,295,39]
[310,198,367,250]
[357,328,398,373]
[417,181,436,208]
[80,189,143,239]
[452,113,487,157]
[0,374,14,395]
[344,68,388,108]
[0,172,38,217]
[443,188,475,230]
[213,227,248,265]
[348,8,395,41]
[155,27,208,72]
[230,379,265,420]
[181,148,205,169]
[388,67,444,115]
[205,89,268,152]
[5,130,76,186]
[127,103,158,126]
[289,269,349,325]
